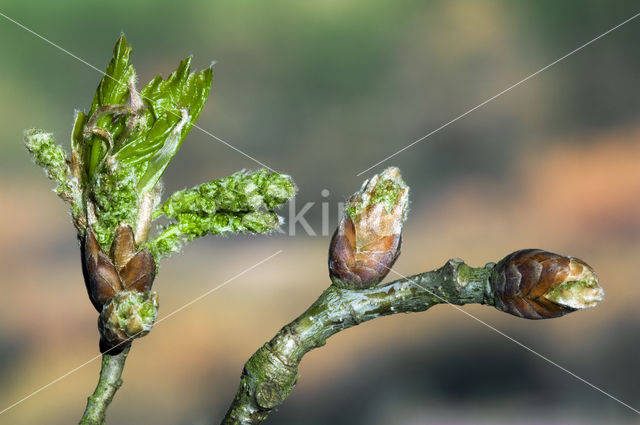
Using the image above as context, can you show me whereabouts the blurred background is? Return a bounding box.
[1,1,639,424]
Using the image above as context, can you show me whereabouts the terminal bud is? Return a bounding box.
[491,249,604,319]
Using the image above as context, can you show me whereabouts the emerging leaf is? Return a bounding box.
[85,36,136,177]
[90,36,135,115]
[80,36,213,249]
[115,57,213,194]
[25,34,295,268]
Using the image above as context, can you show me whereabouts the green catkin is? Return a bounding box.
[92,163,139,249]
[147,210,282,259]
[156,169,296,218]
[24,129,84,221]
[146,169,295,259]
[24,129,73,196]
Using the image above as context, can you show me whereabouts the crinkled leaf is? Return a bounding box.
[71,111,86,157]
[86,36,136,177]
[114,57,213,193]
[90,36,135,115]
[141,57,212,125]
[136,121,183,193]
[115,115,177,164]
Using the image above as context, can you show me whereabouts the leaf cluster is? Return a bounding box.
[26,36,296,262]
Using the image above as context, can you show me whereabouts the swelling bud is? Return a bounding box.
[491,249,604,319]
[99,290,158,353]
[329,167,409,289]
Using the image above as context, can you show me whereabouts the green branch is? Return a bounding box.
[221,259,492,424]
[79,346,131,425]
[221,247,604,425]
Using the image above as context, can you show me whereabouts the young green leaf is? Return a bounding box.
[90,36,135,115]
[85,35,136,178]
[115,57,213,194]
[135,110,188,194]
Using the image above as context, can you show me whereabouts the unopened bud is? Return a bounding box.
[329,167,409,289]
[82,227,123,312]
[491,249,604,319]
[98,290,158,353]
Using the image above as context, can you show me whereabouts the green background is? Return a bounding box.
[0,1,639,424]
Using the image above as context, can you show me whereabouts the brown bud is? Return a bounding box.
[329,167,408,289]
[119,249,155,293]
[110,223,136,270]
[82,228,123,312]
[81,224,156,312]
[491,249,604,319]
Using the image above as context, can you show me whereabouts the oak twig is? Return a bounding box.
[24,36,602,424]
[79,345,131,425]
[222,258,493,424]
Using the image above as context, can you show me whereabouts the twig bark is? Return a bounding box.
[221,258,494,425]
[79,345,131,425]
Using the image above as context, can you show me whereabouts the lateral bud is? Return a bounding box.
[329,167,409,289]
[490,249,604,319]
